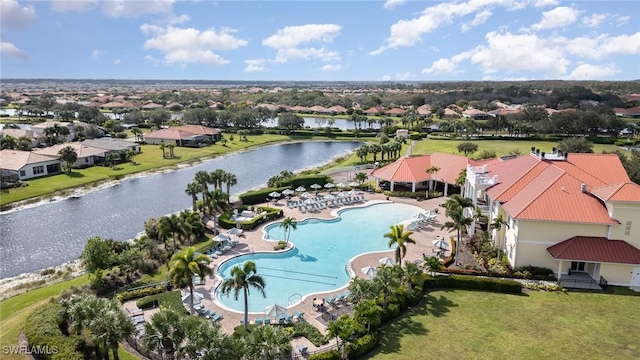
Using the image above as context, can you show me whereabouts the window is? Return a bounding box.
[19,170,26,176]
[625,221,632,236]
[33,165,44,175]
[85,157,89,163]
[571,262,586,272]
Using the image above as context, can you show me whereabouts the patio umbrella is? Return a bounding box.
[303,198,315,205]
[264,304,288,318]
[300,192,310,198]
[335,182,346,188]
[324,183,335,189]
[336,191,347,198]
[214,234,230,243]
[433,238,449,250]
[348,189,357,195]
[227,228,243,241]
[361,266,377,278]
[181,291,204,304]
[310,183,322,190]
[348,181,359,187]
[325,193,336,200]
[282,189,295,196]
[295,186,307,192]
[268,191,281,198]
[379,257,394,266]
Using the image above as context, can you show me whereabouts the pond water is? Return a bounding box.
[0,141,360,278]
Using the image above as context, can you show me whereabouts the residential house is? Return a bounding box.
[30,121,76,142]
[442,108,460,119]
[34,142,107,168]
[613,107,640,118]
[0,128,43,148]
[289,105,311,113]
[385,108,406,117]
[417,104,432,118]
[82,138,140,154]
[143,126,217,147]
[462,109,490,120]
[327,105,348,114]
[363,107,385,116]
[0,149,62,182]
[463,148,640,288]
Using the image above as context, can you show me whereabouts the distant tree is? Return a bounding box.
[167,143,176,158]
[558,137,593,153]
[106,152,120,168]
[58,146,78,173]
[277,112,304,134]
[149,108,171,128]
[16,136,32,150]
[508,148,522,156]
[0,135,17,149]
[475,149,497,160]
[81,236,115,273]
[356,145,369,163]
[457,142,479,156]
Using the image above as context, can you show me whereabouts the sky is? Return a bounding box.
[1,0,639,81]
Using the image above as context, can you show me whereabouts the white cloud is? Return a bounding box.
[0,41,28,58]
[563,32,640,59]
[371,0,530,55]
[322,64,343,71]
[422,58,460,75]
[383,0,406,10]
[92,49,105,59]
[50,0,98,13]
[379,72,415,81]
[616,15,630,25]
[1,0,36,30]
[582,13,608,28]
[567,63,620,80]
[244,59,268,72]
[531,6,580,30]
[461,10,492,32]
[102,0,174,18]
[533,0,558,7]
[113,59,121,65]
[140,25,248,66]
[262,24,342,63]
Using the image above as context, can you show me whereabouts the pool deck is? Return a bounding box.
[125,192,453,343]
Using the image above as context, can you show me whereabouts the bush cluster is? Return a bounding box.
[115,284,167,302]
[238,186,290,205]
[136,290,187,313]
[309,349,340,360]
[347,333,379,358]
[291,322,328,346]
[218,206,284,230]
[25,302,85,360]
[423,274,522,294]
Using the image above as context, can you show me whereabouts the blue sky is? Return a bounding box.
[1,0,638,81]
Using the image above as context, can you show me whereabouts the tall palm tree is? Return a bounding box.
[141,310,186,360]
[279,217,297,245]
[224,172,238,197]
[384,224,415,266]
[220,261,266,330]
[247,324,292,360]
[209,169,226,190]
[159,141,167,158]
[167,143,176,158]
[354,172,368,185]
[441,206,473,266]
[58,145,78,173]
[347,277,378,305]
[169,247,212,315]
[158,214,183,251]
[194,170,211,212]
[489,213,509,249]
[401,261,423,293]
[444,194,474,212]
[353,300,382,333]
[204,189,230,225]
[185,181,200,212]
[179,210,205,246]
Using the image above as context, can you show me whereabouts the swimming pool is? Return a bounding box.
[215,202,423,312]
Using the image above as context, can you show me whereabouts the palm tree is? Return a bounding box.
[354,172,368,185]
[16,136,32,150]
[347,277,378,305]
[247,324,292,360]
[0,135,17,149]
[455,168,467,188]
[441,206,473,266]
[158,214,183,251]
[489,213,509,249]
[353,300,382,333]
[194,170,211,212]
[204,189,230,227]
[131,127,143,142]
[58,145,78,173]
[179,210,205,246]
[224,172,237,196]
[210,169,226,190]
[426,165,441,191]
[401,261,423,293]
[384,224,415,266]
[444,194,474,212]
[373,265,401,309]
[122,149,137,164]
[169,247,212,315]
[159,141,167,158]
[220,261,266,330]
[327,315,354,360]
[423,254,443,276]
[106,152,120,169]
[141,310,186,360]
[167,143,176,158]
[279,217,297,245]
[185,181,200,212]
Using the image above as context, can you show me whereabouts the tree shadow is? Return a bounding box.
[374,293,458,355]
[64,171,85,178]
[295,253,318,262]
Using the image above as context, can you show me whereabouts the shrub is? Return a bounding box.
[25,302,85,360]
[405,286,423,306]
[512,266,556,280]
[115,284,167,302]
[291,322,328,346]
[238,186,290,205]
[423,275,522,294]
[347,333,379,358]
[273,240,286,250]
[380,303,401,322]
[136,290,187,313]
[408,131,422,140]
[279,174,333,188]
[309,349,340,360]
[218,206,283,230]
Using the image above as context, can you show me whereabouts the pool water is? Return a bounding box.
[216,202,423,312]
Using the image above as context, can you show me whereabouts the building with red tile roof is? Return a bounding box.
[143,125,220,146]
[463,147,640,287]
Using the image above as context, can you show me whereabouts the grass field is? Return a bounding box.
[368,289,640,360]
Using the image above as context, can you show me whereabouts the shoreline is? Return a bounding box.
[0,140,361,291]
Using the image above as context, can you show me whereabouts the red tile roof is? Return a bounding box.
[547,236,640,264]
[371,153,484,185]
[175,125,220,135]
[590,182,640,203]
[144,128,201,141]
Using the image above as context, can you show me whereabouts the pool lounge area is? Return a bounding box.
[123,192,454,337]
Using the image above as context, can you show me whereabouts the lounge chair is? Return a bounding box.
[211,313,223,322]
[297,344,308,354]
[263,317,271,325]
[293,310,305,320]
[254,317,263,325]
[284,314,294,323]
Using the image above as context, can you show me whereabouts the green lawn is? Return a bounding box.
[368,290,640,360]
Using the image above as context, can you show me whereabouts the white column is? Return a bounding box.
[557,260,563,280]
[444,183,449,196]
[412,182,416,192]
[390,181,395,191]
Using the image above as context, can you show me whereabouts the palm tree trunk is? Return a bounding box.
[189,284,195,315]
[243,288,249,330]
[191,196,197,212]
[111,343,120,360]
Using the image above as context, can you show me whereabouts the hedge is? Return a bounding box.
[25,302,85,360]
[115,284,167,302]
[423,274,522,294]
[309,349,340,360]
[347,333,379,358]
[136,290,187,313]
[278,174,333,188]
[291,322,329,347]
[238,186,290,205]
